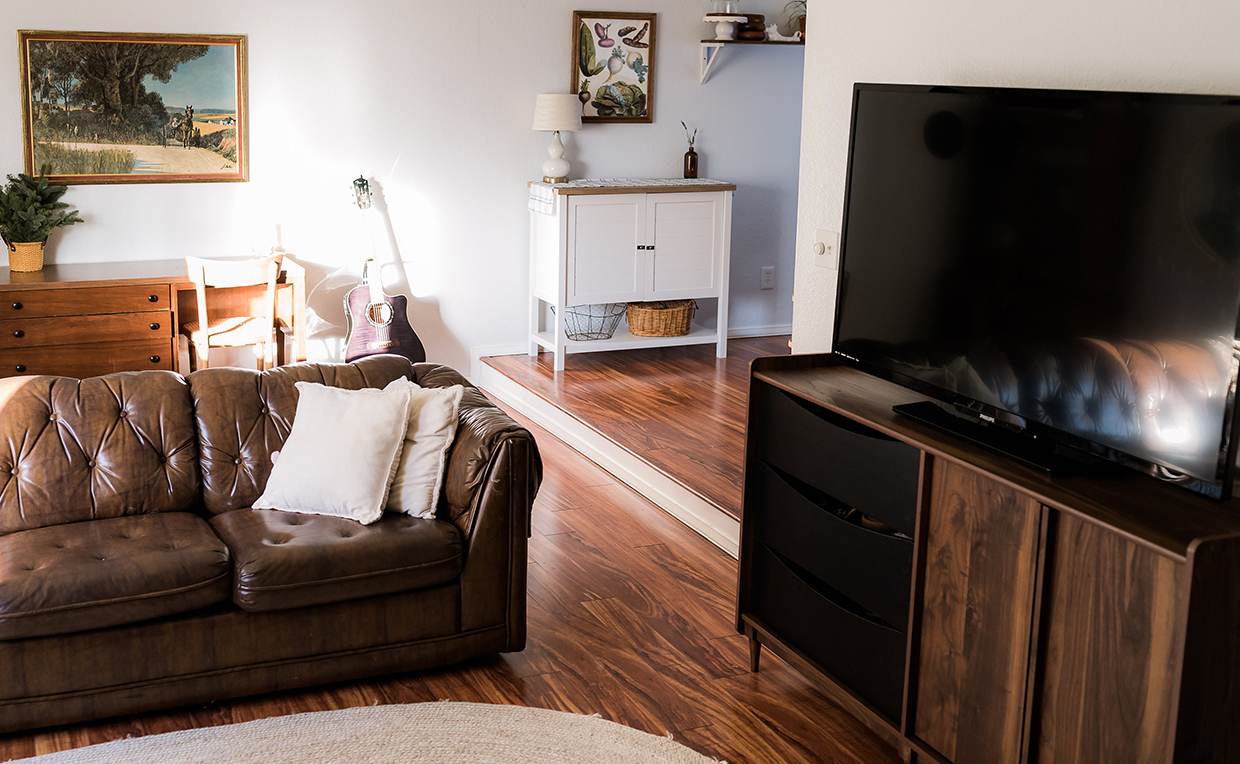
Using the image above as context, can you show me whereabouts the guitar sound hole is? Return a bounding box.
[366,302,395,326]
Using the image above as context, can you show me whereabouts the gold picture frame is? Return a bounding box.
[18,30,249,185]
[570,11,656,124]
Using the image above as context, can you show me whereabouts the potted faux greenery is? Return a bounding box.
[785,0,807,38]
[0,168,83,272]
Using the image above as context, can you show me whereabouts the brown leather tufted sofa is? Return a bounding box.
[0,355,540,734]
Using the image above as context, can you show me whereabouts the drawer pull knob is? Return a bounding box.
[148,295,159,303]
[149,322,160,331]
[14,365,25,373]
[11,302,20,310]
[12,330,22,338]
[149,355,160,364]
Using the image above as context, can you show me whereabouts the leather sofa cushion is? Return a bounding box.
[0,372,198,536]
[188,356,414,516]
[209,509,463,612]
[0,513,230,640]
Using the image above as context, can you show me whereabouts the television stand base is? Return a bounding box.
[892,401,1098,475]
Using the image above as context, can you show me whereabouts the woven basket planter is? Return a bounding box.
[7,241,45,272]
[626,300,697,337]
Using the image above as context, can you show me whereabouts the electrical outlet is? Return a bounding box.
[760,266,775,290]
[814,229,841,269]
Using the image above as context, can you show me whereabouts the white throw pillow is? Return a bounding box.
[383,379,465,519]
[253,381,413,525]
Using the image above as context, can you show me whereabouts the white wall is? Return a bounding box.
[792,0,1240,353]
[0,0,804,372]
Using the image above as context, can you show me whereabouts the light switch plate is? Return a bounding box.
[814,229,841,269]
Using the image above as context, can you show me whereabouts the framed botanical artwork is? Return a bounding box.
[570,11,656,124]
[17,30,249,185]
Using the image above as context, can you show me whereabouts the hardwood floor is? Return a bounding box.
[0,402,899,764]
[483,336,791,519]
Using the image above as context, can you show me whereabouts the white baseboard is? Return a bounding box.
[728,323,792,339]
[476,362,741,559]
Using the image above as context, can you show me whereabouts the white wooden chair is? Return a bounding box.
[181,254,284,371]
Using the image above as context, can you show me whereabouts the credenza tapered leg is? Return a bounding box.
[748,628,761,672]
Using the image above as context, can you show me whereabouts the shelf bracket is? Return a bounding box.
[700,43,726,84]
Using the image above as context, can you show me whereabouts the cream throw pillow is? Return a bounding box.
[253,381,412,525]
[383,379,465,519]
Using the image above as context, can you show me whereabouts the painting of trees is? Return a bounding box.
[18,31,248,184]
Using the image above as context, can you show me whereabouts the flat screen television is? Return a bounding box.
[833,82,1240,499]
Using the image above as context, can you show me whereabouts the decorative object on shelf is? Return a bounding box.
[532,94,583,183]
[764,24,803,42]
[737,14,767,40]
[784,0,807,39]
[681,121,699,179]
[627,300,697,337]
[0,167,83,272]
[17,30,249,185]
[708,0,741,12]
[551,303,627,341]
[704,14,748,41]
[572,11,657,123]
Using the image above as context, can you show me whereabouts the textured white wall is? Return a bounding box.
[0,0,804,372]
[793,0,1240,353]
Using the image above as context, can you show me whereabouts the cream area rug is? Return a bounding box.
[14,702,722,764]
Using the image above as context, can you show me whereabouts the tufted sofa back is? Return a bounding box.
[0,372,199,535]
[187,355,414,516]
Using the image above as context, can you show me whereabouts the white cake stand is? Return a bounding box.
[703,15,748,41]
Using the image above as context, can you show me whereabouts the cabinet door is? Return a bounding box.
[1034,513,1183,764]
[645,192,725,299]
[566,195,645,305]
[914,458,1043,764]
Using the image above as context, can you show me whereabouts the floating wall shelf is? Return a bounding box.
[699,39,805,83]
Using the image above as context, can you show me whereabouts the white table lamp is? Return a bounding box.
[533,94,583,183]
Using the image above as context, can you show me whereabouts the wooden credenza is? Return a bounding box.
[737,353,1240,764]
[0,260,306,379]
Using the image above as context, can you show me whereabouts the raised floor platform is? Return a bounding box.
[477,336,790,557]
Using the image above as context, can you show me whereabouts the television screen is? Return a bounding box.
[833,83,1240,497]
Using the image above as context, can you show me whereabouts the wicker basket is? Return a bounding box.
[626,300,697,337]
[6,241,45,272]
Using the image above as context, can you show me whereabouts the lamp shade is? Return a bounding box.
[532,94,583,132]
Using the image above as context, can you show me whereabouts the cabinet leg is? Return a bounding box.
[748,631,761,672]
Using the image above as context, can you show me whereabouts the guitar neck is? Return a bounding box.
[365,259,384,303]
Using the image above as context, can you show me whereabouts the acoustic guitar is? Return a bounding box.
[343,259,425,364]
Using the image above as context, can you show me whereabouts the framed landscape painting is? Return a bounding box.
[570,11,656,124]
[18,30,249,185]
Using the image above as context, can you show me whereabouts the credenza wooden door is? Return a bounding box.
[913,457,1044,764]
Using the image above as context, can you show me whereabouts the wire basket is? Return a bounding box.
[626,300,697,337]
[552,302,627,341]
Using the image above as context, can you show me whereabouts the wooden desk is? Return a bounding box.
[0,259,307,378]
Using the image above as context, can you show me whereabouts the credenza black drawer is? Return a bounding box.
[753,462,913,629]
[756,384,920,536]
[750,541,906,722]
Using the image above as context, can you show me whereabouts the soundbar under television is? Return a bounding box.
[832,82,1240,499]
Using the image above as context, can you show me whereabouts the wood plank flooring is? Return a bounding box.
[0,403,899,764]
[483,337,791,518]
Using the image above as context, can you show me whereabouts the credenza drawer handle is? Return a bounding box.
[148,295,159,303]
[11,302,20,310]
[14,365,25,373]
[149,355,160,364]
[12,330,22,338]
[149,322,160,331]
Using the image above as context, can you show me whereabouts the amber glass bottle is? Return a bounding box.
[683,148,699,179]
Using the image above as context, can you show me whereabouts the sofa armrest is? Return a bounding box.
[412,363,542,648]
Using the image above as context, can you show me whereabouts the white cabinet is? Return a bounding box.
[529,180,735,371]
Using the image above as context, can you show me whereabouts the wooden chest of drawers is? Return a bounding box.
[0,263,186,379]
